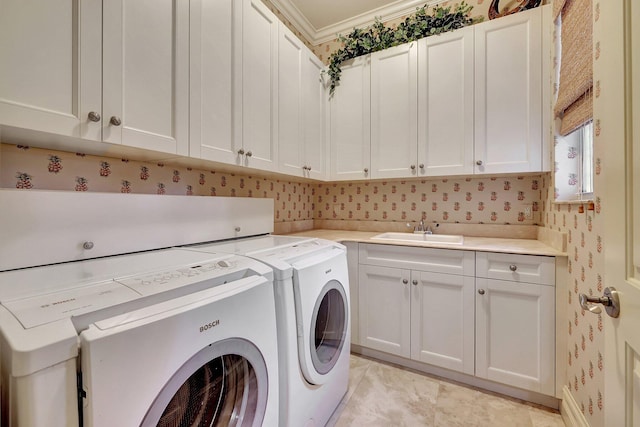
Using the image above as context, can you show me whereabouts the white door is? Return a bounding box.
[370,42,418,179]
[302,52,327,180]
[330,56,371,181]
[474,6,543,174]
[240,0,279,171]
[358,264,410,358]
[475,277,555,395]
[600,1,640,425]
[102,0,189,155]
[0,0,102,140]
[190,0,238,164]
[278,24,304,176]
[410,270,475,375]
[417,27,474,177]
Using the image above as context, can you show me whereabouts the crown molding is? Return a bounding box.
[268,0,447,46]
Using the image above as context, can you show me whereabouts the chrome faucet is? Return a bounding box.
[425,225,433,235]
[414,219,433,234]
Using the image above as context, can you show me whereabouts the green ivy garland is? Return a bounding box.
[326,2,481,95]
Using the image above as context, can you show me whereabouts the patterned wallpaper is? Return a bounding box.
[544,1,604,425]
[316,175,544,225]
[0,144,315,224]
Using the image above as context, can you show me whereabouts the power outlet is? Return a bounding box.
[524,206,532,219]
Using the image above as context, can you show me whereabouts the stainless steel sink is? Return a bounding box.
[371,232,464,245]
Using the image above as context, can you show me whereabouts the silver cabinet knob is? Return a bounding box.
[238,148,245,155]
[476,160,483,166]
[364,168,369,173]
[419,164,424,169]
[88,111,101,122]
[303,166,308,171]
[579,287,620,318]
[83,241,94,250]
[402,279,408,284]
[478,289,485,295]
[234,226,241,232]
[412,279,418,286]
[307,166,311,171]
[509,264,518,272]
[109,116,122,126]
[410,164,416,170]
[246,151,253,157]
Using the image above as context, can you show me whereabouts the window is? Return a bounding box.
[555,121,593,201]
[553,0,593,202]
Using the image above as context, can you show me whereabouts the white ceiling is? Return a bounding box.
[269,0,442,45]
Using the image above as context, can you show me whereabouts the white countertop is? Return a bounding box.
[283,229,567,257]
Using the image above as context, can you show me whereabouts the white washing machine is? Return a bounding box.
[185,235,351,427]
[0,248,279,427]
[0,190,282,427]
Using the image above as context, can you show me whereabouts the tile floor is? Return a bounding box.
[328,354,566,427]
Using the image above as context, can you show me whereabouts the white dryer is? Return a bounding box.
[0,248,279,427]
[186,236,351,427]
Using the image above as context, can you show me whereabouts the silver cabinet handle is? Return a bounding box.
[412,279,418,286]
[88,111,101,122]
[476,160,483,166]
[509,264,518,272]
[478,289,485,295]
[109,116,122,126]
[579,287,620,318]
[246,151,253,157]
[410,164,416,170]
[238,149,245,155]
[402,279,408,284]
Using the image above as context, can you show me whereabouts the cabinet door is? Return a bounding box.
[411,270,475,375]
[0,0,102,140]
[418,28,474,176]
[302,52,327,180]
[190,0,238,164]
[103,0,189,155]
[330,56,371,180]
[475,278,555,395]
[241,0,279,171]
[370,43,418,179]
[278,24,304,176]
[358,264,410,358]
[474,7,542,173]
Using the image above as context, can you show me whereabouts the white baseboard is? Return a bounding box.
[561,386,590,427]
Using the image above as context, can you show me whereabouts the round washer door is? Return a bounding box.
[141,338,268,427]
[305,279,348,382]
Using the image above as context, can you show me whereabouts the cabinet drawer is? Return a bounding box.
[359,243,475,276]
[476,252,555,286]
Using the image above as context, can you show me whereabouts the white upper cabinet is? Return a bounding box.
[370,43,418,179]
[301,51,328,180]
[418,27,474,176]
[239,0,279,172]
[0,0,101,139]
[329,56,371,181]
[278,23,327,179]
[0,0,189,155]
[190,0,237,163]
[474,6,543,174]
[102,0,189,155]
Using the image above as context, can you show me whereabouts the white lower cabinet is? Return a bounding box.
[475,252,556,395]
[358,244,475,374]
[357,243,556,396]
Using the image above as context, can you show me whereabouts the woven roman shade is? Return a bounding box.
[554,0,593,136]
